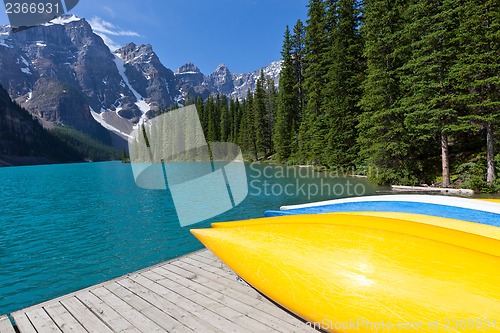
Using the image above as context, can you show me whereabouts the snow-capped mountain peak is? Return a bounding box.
[0,16,282,144]
[43,14,82,26]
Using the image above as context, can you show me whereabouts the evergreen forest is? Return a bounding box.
[165,0,500,192]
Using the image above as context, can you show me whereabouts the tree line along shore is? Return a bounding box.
[166,0,499,193]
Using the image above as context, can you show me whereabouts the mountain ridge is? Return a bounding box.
[0,15,281,144]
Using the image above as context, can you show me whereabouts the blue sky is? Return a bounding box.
[1,0,308,74]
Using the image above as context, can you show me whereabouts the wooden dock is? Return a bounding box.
[1,250,317,333]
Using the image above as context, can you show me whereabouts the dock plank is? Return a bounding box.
[25,308,62,333]
[172,257,262,296]
[0,316,16,333]
[91,286,168,333]
[44,302,88,333]
[105,281,194,333]
[76,290,142,333]
[11,313,37,333]
[59,297,114,333]
[142,270,276,333]
[116,277,221,333]
[129,273,254,333]
[153,265,306,333]
[164,260,316,332]
[5,249,317,333]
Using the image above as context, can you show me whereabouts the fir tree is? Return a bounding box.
[220,101,230,142]
[452,0,500,185]
[299,0,330,163]
[240,90,258,160]
[254,71,272,157]
[205,96,218,142]
[265,75,278,154]
[399,0,462,187]
[291,20,306,155]
[357,0,412,184]
[274,26,297,161]
[323,0,364,168]
[228,98,239,142]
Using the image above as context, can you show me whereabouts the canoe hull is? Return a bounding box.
[192,214,500,332]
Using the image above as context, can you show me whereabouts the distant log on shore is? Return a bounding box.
[391,185,474,196]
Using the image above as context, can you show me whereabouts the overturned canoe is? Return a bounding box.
[192,212,500,332]
[265,195,500,227]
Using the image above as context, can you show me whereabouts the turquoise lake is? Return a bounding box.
[0,161,377,315]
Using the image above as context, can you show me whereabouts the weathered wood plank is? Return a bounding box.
[170,254,317,332]
[0,316,16,333]
[163,263,270,310]
[76,290,142,333]
[105,281,194,333]
[91,286,167,333]
[153,265,307,333]
[195,250,224,262]
[116,277,220,333]
[59,297,114,333]
[182,255,242,280]
[190,252,239,275]
[11,313,37,333]
[25,307,63,333]
[143,269,278,333]
[129,273,254,333]
[44,302,88,333]
[172,257,259,296]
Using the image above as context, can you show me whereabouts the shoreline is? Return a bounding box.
[391,185,475,196]
[0,155,58,167]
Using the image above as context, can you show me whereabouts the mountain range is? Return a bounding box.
[0,15,281,146]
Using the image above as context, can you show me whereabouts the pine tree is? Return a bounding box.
[254,71,272,157]
[206,95,222,142]
[240,90,258,160]
[399,0,462,187]
[228,98,238,142]
[357,0,412,184]
[220,101,230,142]
[323,0,364,168]
[194,97,207,140]
[274,26,297,161]
[299,0,330,163]
[452,0,500,185]
[291,20,306,156]
[265,75,278,154]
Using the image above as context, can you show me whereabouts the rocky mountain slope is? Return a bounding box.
[0,83,80,165]
[0,83,120,166]
[0,15,281,143]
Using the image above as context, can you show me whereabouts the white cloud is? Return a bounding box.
[89,17,141,37]
[103,6,116,18]
[88,17,141,51]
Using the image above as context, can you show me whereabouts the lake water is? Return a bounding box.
[0,161,377,315]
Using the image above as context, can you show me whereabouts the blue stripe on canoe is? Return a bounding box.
[264,201,500,227]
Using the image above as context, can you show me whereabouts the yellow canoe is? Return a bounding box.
[192,213,500,332]
[480,199,500,204]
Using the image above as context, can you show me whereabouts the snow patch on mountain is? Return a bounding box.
[91,107,134,140]
[231,60,282,99]
[113,55,150,114]
[44,15,82,26]
[0,32,12,48]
